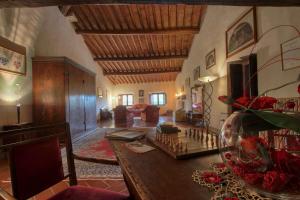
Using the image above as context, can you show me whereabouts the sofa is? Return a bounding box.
[141,105,160,123]
[113,105,134,125]
[128,104,148,117]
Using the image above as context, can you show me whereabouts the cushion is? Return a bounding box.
[49,186,129,200]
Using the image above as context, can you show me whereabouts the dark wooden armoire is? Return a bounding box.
[32,57,97,140]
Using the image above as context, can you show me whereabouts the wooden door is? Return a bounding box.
[67,65,85,140]
[84,73,97,132]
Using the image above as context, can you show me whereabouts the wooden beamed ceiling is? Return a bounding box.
[61,4,203,84]
[1,0,300,7]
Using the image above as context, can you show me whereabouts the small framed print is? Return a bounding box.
[139,90,144,97]
[206,49,216,69]
[0,36,26,76]
[281,36,300,71]
[226,7,257,58]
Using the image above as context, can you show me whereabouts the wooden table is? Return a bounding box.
[109,128,221,200]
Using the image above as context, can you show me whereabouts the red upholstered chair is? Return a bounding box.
[0,123,128,200]
[113,105,134,125]
[141,105,160,123]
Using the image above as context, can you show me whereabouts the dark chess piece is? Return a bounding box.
[200,129,204,142]
[185,129,188,137]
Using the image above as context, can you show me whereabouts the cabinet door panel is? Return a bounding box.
[84,74,97,132]
[68,65,85,140]
[33,62,66,124]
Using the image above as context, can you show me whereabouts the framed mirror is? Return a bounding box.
[191,85,204,114]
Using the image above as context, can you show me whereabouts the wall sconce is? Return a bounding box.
[97,88,103,98]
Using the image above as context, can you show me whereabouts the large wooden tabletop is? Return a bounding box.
[109,128,221,200]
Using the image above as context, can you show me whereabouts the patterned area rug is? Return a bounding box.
[62,128,123,178]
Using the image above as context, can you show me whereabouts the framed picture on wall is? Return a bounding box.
[226,7,257,58]
[139,90,144,97]
[281,36,300,71]
[206,49,216,69]
[0,36,26,76]
[193,66,200,81]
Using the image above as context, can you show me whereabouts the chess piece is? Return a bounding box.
[185,143,188,152]
[185,129,188,137]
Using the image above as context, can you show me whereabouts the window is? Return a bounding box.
[150,93,166,106]
[119,94,133,106]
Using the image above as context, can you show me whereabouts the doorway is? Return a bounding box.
[227,54,258,113]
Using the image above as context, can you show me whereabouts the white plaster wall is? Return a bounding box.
[112,82,176,114]
[176,6,300,129]
[34,7,114,118]
[0,8,45,125]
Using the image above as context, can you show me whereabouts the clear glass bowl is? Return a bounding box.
[219,111,300,199]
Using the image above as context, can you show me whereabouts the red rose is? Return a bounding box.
[298,84,300,94]
[235,96,251,107]
[225,152,232,160]
[201,172,223,184]
[232,165,245,177]
[262,171,289,192]
[285,101,295,109]
[244,173,264,185]
[252,96,277,110]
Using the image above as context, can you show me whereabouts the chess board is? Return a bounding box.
[147,128,219,159]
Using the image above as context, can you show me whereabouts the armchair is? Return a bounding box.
[0,123,128,200]
[113,105,134,125]
[141,105,160,123]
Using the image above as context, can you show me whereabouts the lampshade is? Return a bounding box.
[198,75,218,83]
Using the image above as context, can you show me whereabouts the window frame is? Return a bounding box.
[150,92,167,106]
[119,94,134,106]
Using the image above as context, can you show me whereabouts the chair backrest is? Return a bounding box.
[114,105,128,122]
[0,123,77,200]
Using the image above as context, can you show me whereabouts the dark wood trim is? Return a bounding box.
[73,154,119,165]
[104,68,181,76]
[32,56,95,76]
[76,28,199,36]
[1,0,300,7]
[94,55,188,62]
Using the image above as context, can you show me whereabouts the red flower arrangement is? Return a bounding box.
[201,172,223,184]
[298,84,300,94]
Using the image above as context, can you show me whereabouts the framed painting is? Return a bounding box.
[193,66,200,81]
[138,90,144,97]
[226,7,257,58]
[281,36,300,71]
[0,36,26,76]
[206,49,216,69]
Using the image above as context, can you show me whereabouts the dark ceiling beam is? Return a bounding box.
[103,68,181,76]
[0,0,300,7]
[76,28,199,36]
[94,55,188,62]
